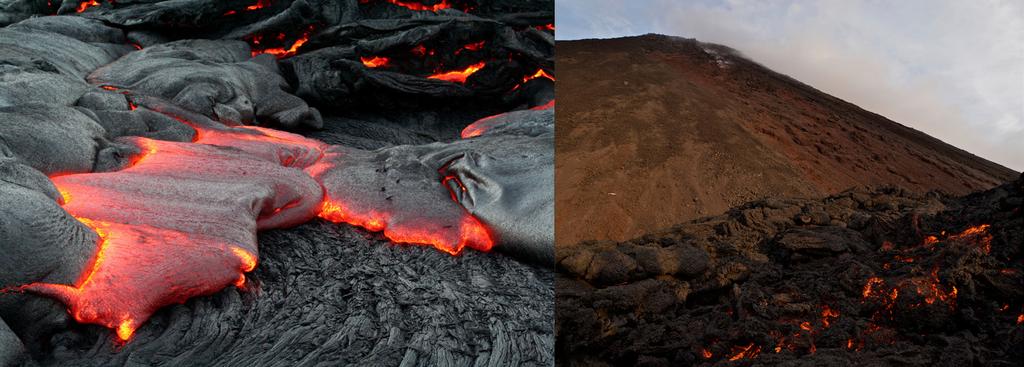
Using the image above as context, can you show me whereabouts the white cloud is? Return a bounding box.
[557,0,1024,171]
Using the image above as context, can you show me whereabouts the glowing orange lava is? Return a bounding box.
[411,44,432,57]
[512,69,555,91]
[361,56,390,68]
[251,26,314,59]
[246,0,272,11]
[76,0,100,13]
[359,0,453,12]
[460,115,496,139]
[701,348,712,359]
[862,277,884,299]
[115,320,134,341]
[919,224,992,252]
[821,304,839,328]
[523,69,555,83]
[948,224,992,253]
[461,41,485,52]
[232,246,258,272]
[317,198,493,255]
[428,62,486,83]
[460,100,554,139]
[727,343,760,361]
[23,111,502,342]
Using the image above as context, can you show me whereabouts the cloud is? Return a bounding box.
[556,0,1024,171]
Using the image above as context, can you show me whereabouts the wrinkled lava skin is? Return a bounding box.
[16,102,551,346]
[26,127,326,341]
[0,1,554,363]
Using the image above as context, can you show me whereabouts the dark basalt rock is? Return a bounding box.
[89,39,323,129]
[0,105,112,175]
[774,226,870,256]
[557,176,1024,366]
[0,158,96,356]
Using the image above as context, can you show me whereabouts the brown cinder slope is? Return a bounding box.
[556,34,1018,247]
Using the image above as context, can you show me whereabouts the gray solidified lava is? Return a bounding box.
[44,221,553,366]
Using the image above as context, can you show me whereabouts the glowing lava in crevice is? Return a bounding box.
[427,62,486,83]
[316,197,494,256]
[250,25,315,59]
[359,0,455,12]
[460,100,555,139]
[523,69,555,83]
[76,0,100,13]
[360,56,390,68]
[727,343,761,361]
[455,41,485,55]
[245,0,272,11]
[511,69,555,91]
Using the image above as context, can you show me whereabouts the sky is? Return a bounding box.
[556,0,1024,171]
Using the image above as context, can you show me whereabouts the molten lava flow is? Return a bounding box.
[532,99,556,111]
[360,56,390,68]
[76,0,100,13]
[821,305,839,328]
[359,0,453,12]
[460,116,496,139]
[948,224,992,253]
[727,343,761,361]
[22,107,503,342]
[908,267,958,308]
[523,69,555,83]
[919,224,992,252]
[411,44,434,57]
[701,349,712,359]
[458,41,485,53]
[536,24,555,31]
[512,69,555,91]
[460,100,555,139]
[862,277,884,299]
[245,0,272,11]
[317,198,493,255]
[427,62,486,83]
[250,26,314,59]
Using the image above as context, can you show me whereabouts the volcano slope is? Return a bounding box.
[557,173,1024,366]
[0,1,553,365]
[556,34,1017,247]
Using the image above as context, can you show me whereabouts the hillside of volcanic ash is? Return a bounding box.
[0,1,553,365]
[556,34,1017,247]
[557,173,1023,366]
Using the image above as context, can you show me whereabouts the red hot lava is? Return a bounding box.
[523,69,555,83]
[246,0,272,11]
[359,0,454,12]
[727,343,761,361]
[250,26,314,59]
[76,0,100,13]
[361,56,390,68]
[460,100,555,139]
[23,115,498,342]
[428,62,486,83]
